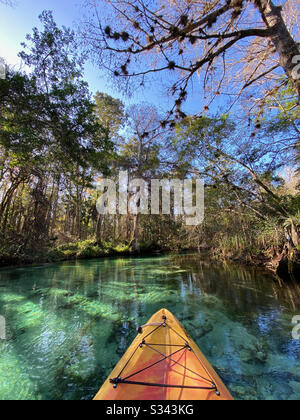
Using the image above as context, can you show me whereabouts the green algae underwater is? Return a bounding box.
[0,254,300,400]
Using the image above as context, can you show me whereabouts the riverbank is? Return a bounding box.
[211,248,300,283]
[0,239,178,269]
[1,239,299,282]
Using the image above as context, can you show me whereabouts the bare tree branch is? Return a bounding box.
[80,0,300,116]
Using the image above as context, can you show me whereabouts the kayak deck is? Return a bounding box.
[94,308,233,400]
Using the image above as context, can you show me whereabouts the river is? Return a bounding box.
[0,254,300,400]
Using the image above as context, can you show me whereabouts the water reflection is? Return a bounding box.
[0,254,299,400]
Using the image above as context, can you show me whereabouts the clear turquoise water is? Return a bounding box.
[0,254,300,400]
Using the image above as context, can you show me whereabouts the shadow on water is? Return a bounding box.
[0,254,300,400]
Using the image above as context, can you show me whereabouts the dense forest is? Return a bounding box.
[0,1,299,281]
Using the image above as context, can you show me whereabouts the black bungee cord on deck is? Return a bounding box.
[110,315,221,396]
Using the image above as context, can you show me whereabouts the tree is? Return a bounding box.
[171,114,300,251]
[0,70,48,157]
[94,92,125,139]
[0,12,113,256]
[93,92,125,243]
[19,10,109,169]
[82,0,300,116]
[117,104,163,250]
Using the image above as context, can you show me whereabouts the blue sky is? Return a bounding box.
[0,0,290,118]
[0,0,182,114]
[0,0,223,117]
[0,1,79,65]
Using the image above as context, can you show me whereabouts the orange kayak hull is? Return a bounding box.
[94,308,233,401]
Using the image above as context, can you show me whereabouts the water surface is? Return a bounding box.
[0,254,300,400]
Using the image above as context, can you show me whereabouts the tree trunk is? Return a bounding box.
[257,0,300,100]
[113,214,117,243]
[96,214,103,244]
[131,214,140,252]
[0,179,24,228]
[50,179,60,236]
[76,199,82,240]
[64,205,70,233]
[1,194,13,235]
[291,220,299,247]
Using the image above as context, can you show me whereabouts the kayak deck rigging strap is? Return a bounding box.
[110,315,220,396]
